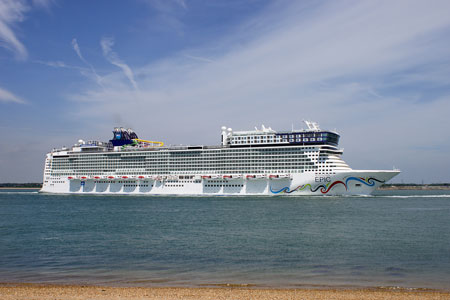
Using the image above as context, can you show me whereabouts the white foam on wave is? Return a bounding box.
[0,191,39,194]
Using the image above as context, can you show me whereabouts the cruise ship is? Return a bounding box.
[40,121,399,195]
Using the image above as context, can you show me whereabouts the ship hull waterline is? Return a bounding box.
[40,170,399,196]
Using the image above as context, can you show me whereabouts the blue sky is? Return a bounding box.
[1,0,450,183]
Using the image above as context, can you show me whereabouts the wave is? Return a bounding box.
[378,195,450,198]
[0,191,39,194]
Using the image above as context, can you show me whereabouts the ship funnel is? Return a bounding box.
[221,126,229,146]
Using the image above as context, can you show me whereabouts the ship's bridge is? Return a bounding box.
[222,121,340,147]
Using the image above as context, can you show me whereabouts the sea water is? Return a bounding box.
[0,189,449,290]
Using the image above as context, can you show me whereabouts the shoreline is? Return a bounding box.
[1,283,449,300]
[0,187,40,190]
[378,185,450,190]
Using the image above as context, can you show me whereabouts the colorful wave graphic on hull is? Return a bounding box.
[270,177,385,194]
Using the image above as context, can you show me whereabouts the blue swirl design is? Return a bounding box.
[270,177,385,194]
[345,176,373,186]
[270,186,291,194]
[345,176,385,187]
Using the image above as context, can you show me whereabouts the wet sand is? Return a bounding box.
[0,283,449,300]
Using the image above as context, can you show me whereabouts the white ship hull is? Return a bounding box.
[40,170,399,196]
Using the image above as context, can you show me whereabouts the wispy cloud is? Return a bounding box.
[0,0,28,59]
[71,38,103,87]
[183,54,214,63]
[147,0,188,13]
[0,0,56,60]
[31,0,54,10]
[142,0,188,35]
[0,86,25,103]
[174,0,187,10]
[100,36,138,91]
[34,59,90,71]
[39,60,67,68]
[71,38,83,60]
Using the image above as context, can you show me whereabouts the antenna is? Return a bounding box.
[303,120,320,131]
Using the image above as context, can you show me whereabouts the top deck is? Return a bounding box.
[51,121,340,154]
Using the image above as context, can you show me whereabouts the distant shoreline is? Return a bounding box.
[0,183,42,189]
[0,187,40,190]
[378,184,450,190]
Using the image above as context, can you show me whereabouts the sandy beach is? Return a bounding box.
[0,284,449,300]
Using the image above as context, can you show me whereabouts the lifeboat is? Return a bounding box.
[223,175,232,179]
[80,176,87,180]
[202,175,211,179]
[68,176,74,180]
[246,175,256,179]
[94,176,101,179]
[122,176,129,179]
[138,175,145,179]
[269,174,279,179]
[108,176,115,179]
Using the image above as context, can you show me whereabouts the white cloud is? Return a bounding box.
[183,54,214,63]
[31,0,54,10]
[0,0,56,60]
[0,0,28,59]
[142,0,188,35]
[71,38,83,60]
[71,38,103,87]
[0,86,25,103]
[173,0,187,10]
[100,36,138,91]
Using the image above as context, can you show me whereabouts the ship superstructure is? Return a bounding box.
[41,122,399,195]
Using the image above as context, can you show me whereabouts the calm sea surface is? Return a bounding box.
[0,189,449,290]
